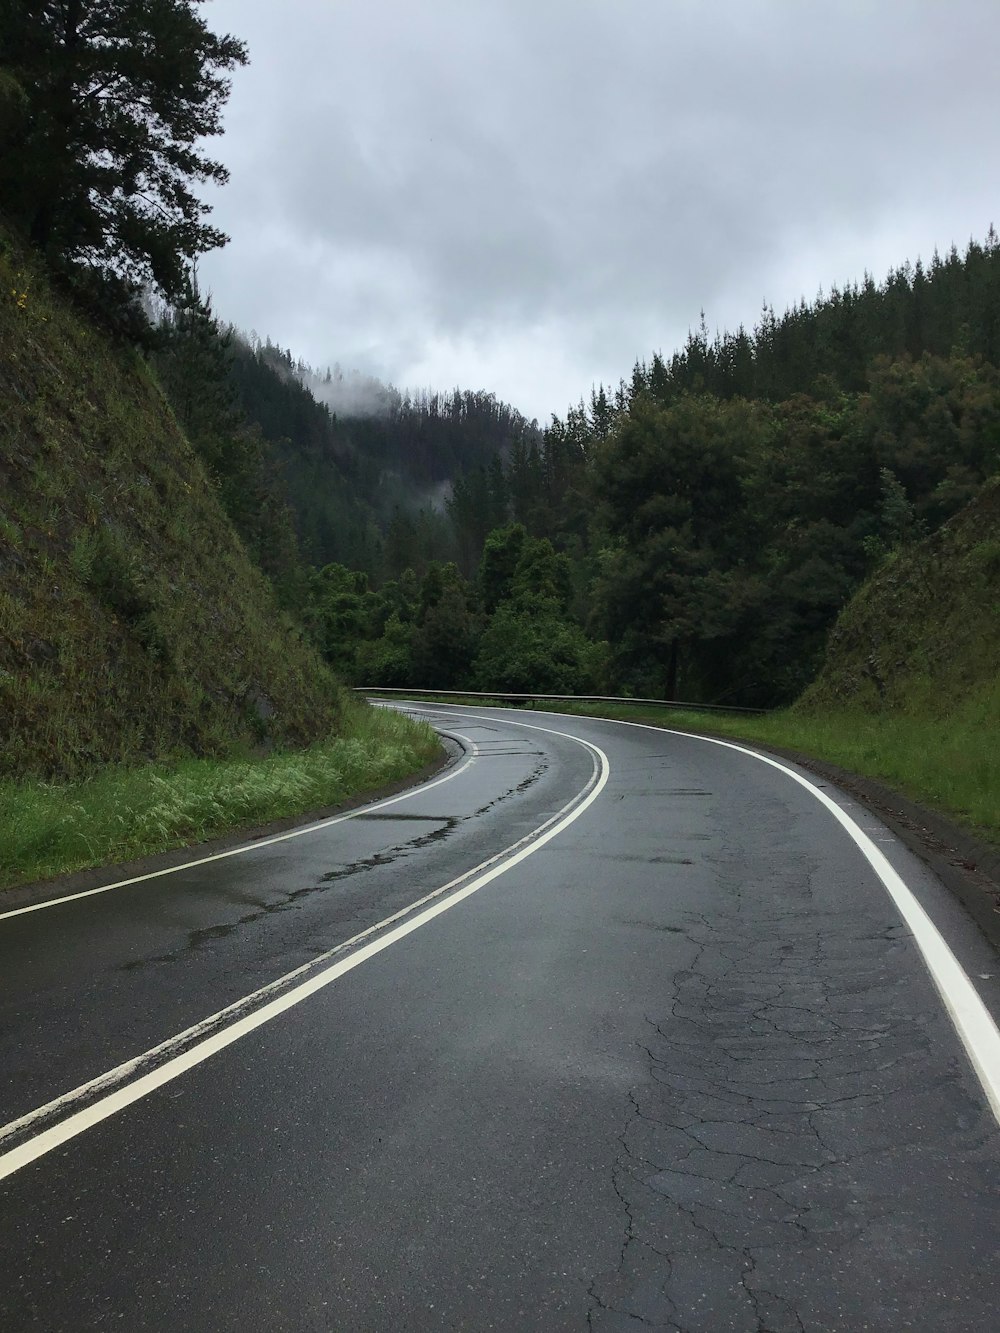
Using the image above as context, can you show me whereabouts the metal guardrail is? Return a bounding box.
[355,687,766,715]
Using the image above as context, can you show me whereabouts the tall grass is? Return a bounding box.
[0,702,440,891]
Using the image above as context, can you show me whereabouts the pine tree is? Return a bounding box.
[0,1,246,297]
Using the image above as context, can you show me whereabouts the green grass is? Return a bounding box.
[0,700,440,891]
[363,690,1000,848]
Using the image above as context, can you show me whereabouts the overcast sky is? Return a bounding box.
[200,0,1000,423]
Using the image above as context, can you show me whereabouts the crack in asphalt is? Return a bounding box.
[119,757,548,971]
[588,790,1000,1331]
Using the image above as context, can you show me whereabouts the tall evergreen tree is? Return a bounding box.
[0,1,246,297]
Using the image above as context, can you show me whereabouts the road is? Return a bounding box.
[2,702,999,1331]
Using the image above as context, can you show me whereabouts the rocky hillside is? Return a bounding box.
[0,232,344,780]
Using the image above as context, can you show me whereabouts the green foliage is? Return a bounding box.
[478,522,527,613]
[472,600,604,694]
[67,529,98,583]
[583,345,1000,706]
[301,563,379,678]
[154,277,241,462]
[862,467,925,564]
[225,338,541,579]
[625,231,1000,405]
[470,529,605,693]
[86,523,152,620]
[355,612,415,687]
[971,539,1000,579]
[309,558,482,692]
[591,394,764,699]
[410,563,478,687]
[152,281,305,600]
[395,231,989,708]
[511,536,575,612]
[447,456,510,574]
[0,0,247,298]
[306,527,605,697]
[293,312,999,712]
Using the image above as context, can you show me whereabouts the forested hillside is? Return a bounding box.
[150,293,544,584]
[137,227,1000,715]
[262,232,998,708]
[225,337,542,577]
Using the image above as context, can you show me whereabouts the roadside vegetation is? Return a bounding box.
[0,702,439,891]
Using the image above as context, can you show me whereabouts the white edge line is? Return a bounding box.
[0,729,478,922]
[424,701,1000,1125]
[0,724,582,1149]
[0,716,610,1182]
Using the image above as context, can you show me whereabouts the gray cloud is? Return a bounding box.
[201,0,1000,421]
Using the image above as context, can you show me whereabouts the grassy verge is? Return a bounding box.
[364,690,999,848]
[0,700,441,892]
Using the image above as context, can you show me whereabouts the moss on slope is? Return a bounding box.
[0,231,344,780]
[799,476,1000,717]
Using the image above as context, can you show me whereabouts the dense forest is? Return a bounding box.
[155,232,999,709]
[151,293,543,587]
[226,336,540,576]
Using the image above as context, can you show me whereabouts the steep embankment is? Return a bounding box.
[800,477,1000,717]
[0,234,343,781]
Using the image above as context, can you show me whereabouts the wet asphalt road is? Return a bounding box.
[2,703,1000,1331]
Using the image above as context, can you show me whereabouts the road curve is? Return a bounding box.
[2,702,999,1331]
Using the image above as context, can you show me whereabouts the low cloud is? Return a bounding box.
[297,363,399,419]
